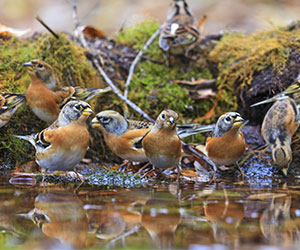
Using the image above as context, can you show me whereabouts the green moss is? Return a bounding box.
[117,19,160,49]
[36,33,103,88]
[0,33,105,165]
[0,33,104,94]
[116,19,215,124]
[209,26,300,114]
[0,37,38,93]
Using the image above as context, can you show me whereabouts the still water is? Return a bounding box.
[1,174,300,250]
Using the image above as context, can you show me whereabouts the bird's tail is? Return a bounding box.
[177,124,215,139]
[1,93,26,109]
[73,86,112,102]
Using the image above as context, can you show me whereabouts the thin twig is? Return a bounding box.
[72,5,154,122]
[36,16,59,39]
[91,57,154,122]
[124,28,160,98]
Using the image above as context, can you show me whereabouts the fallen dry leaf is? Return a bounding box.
[0,24,30,38]
[195,101,217,122]
[181,169,200,177]
[82,25,106,39]
[175,78,216,89]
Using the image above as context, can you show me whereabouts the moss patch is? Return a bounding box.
[116,20,215,123]
[209,26,300,115]
[0,33,106,165]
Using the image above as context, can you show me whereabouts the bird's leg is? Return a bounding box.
[176,163,182,182]
[41,168,48,187]
[164,51,171,67]
[74,169,84,193]
[235,162,245,179]
[209,170,217,184]
[119,160,132,173]
[209,164,218,183]
[141,165,156,178]
[136,161,151,175]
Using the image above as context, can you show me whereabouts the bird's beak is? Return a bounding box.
[233,116,244,127]
[166,116,175,127]
[82,107,93,117]
[23,61,34,72]
[91,117,101,128]
[282,168,288,177]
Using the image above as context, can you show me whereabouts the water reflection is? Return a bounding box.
[204,188,245,248]
[260,195,300,247]
[3,182,300,249]
[141,196,181,249]
[29,190,88,249]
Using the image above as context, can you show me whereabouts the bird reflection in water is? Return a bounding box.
[204,188,245,248]
[260,195,300,247]
[28,190,88,249]
[141,196,181,249]
[84,196,142,247]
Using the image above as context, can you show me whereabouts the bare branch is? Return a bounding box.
[36,16,59,39]
[124,28,160,98]
[91,56,154,122]
[72,5,154,122]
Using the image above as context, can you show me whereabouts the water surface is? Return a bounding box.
[1,175,300,249]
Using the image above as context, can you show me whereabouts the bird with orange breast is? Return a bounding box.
[205,112,246,176]
[23,59,110,124]
[91,110,214,164]
[14,100,93,177]
[142,110,182,173]
[0,92,25,128]
[261,96,299,176]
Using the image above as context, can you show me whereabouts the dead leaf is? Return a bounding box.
[0,24,30,38]
[175,78,216,89]
[190,88,216,100]
[195,144,206,154]
[194,101,217,122]
[112,165,121,170]
[82,25,106,39]
[181,169,200,177]
[198,15,207,34]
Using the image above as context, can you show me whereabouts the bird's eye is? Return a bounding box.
[161,114,165,119]
[38,63,43,68]
[74,104,81,110]
[100,117,110,124]
[225,116,232,122]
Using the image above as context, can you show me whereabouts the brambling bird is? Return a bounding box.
[91,110,214,162]
[24,59,111,124]
[205,112,246,175]
[142,110,182,172]
[261,96,299,176]
[0,93,25,128]
[159,0,202,56]
[15,100,93,175]
[251,79,300,107]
